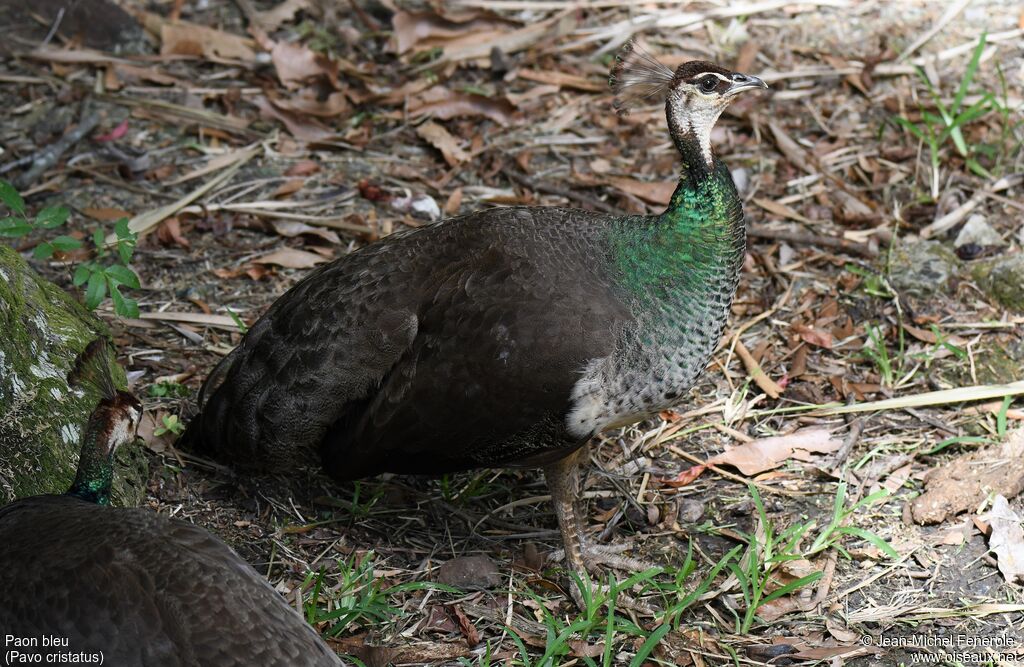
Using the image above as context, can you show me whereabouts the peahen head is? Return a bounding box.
[66,340,143,505]
[610,41,767,171]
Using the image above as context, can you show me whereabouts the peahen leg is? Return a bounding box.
[544,447,656,610]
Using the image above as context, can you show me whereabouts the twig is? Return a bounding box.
[14,105,101,189]
[897,0,970,62]
[507,170,615,213]
[40,7,67,47]
[733,338,783,399]
[748,225,878,258]
[920,173,1023,238]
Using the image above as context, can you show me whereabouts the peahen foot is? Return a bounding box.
[544,449,659,612]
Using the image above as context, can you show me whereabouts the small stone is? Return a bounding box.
[971,253,1024,313]
[677,497,705,524]
[888,240,959,298]
[435,555,501,589]
[954,214,1003,249]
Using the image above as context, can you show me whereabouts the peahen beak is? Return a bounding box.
[725,73,768,96]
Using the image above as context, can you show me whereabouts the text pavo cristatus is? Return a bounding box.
[183,43,766,605]
[0,341,342,666]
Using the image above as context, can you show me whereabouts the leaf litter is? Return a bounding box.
[1,0,1023,663]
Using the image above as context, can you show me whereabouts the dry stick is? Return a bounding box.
[920,173,1023,238]
[897,0,971,62]
[748,225,877,258]
[733,338,782,399]
[14,108,101,189]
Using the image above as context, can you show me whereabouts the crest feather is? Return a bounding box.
[68,339,117,401]
[608,40,675,116]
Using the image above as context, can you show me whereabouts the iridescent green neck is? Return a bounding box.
[66,412,115,506]
[613,160,744,301]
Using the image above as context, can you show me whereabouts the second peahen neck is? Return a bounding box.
[67,410,116,506]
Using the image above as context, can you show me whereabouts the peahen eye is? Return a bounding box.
[699,76,718,93]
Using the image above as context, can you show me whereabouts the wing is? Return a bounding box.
[186,205,633,474]
[325,208,633,477]
[0,497,341,667]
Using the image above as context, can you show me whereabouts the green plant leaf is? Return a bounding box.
[35,205,69,229]
[50,235,82,251]
[33,242,55,260]
[104,264,141,289]
[72,263,91,286]
[85,270,107,310]
[0,180,25,216]
[0,218,32,237]
[953,32,987,115]
[110,284,140,318]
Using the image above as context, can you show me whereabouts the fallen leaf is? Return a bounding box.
[253,247,328,269]
[449,604,480,647]
[82,207,133,222]
[94,119,129,142]
[156,217,190,248]
[271,41,339,90]
[656,464,706,488]
[391,9,514,55]
[160,22,256,61]
[792,323,833,349]
[255,0,311,32]
[518,69,603,92]
[410,87,518,126]
[254,96,334,142]
[271,179,305,199]
[417,121,470,166]
[606,176,675,206]
[708,428,842,476]
[268,220,340,245]
[270,90,349,118]
[983,495,1024,584]
[285,160,320,177]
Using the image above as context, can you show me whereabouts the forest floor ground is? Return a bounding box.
[2,0,1024,665]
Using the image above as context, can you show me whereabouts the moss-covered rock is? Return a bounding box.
[0,245,147,505]
[888,240,960,298]
[971,253,1024,313]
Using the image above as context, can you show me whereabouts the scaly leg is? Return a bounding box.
[543,447,656,610]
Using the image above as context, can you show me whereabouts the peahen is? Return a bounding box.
[0,340,342,667]
[183,43,766,605]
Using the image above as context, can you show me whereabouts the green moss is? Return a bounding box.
[0,245,146,505]
[970,254,1024,313]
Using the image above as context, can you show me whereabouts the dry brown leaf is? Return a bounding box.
[391,9,514,55]
[160,22,256,61]
[271,179,304,199]
[416,121,470,166]
[518,69,603,92]
[792,323,834,349]
[606,177,675,206]
[82,207,133,222]
[285,160,320,177]
[410,88,518,126]
[708,428,842,476]
[271,41,338,90]
[255,97,334,142]
[156,217,190,249]
[268,220,341,245]
[254,247,328,269]
[449,604,480,648]
[270,90,349,118]
[255,0,311,32]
